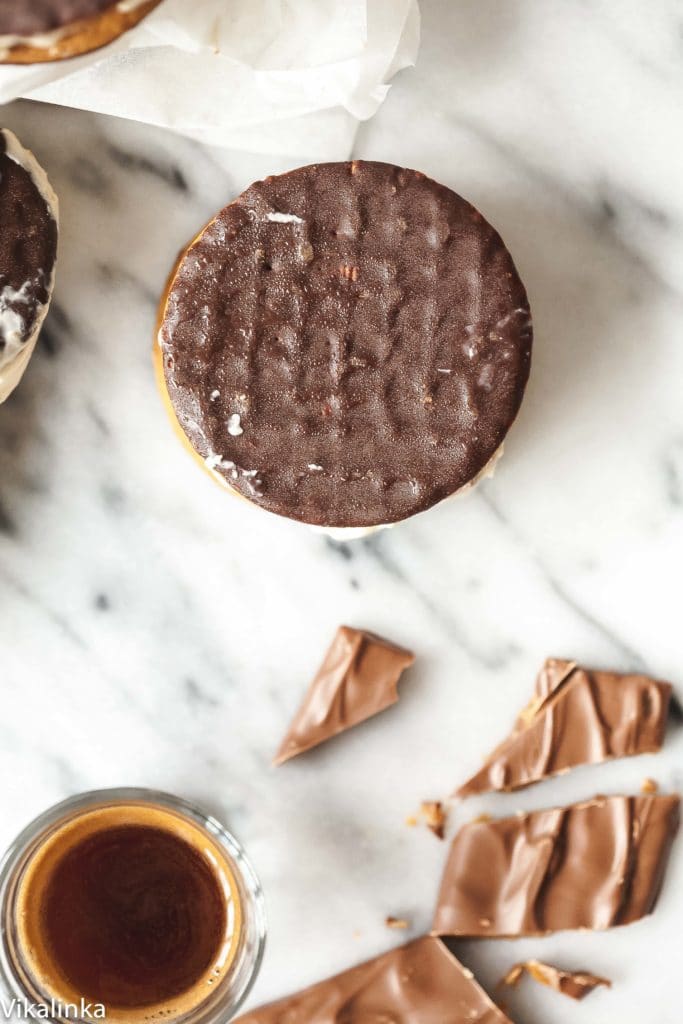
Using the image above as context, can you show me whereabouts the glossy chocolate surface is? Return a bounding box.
[433,794,680,937]
[233,937,512,1023]
[456,658,672,797]
[274,626,414,764]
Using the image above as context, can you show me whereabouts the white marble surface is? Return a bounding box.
[1,1,683,1022]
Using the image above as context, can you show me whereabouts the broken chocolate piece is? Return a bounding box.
[501,960,611,1001]
[232,936,513,1023]
[432,793,680,937]
[456,659,672,797]
[274,626,414,765]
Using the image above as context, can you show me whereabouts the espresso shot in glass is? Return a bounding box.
[0,789,265,1024]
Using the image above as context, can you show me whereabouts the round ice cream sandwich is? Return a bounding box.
[0,0,162,63]
[156,161,532,533]
[0,129,58,404]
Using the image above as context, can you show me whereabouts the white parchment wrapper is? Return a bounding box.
[0,0,420,159]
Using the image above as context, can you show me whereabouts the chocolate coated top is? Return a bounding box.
[233,936,512,1024]
[456,658,672,797]
[432,794,680,937]
[160,161,532,527]
[0,131,57,363]
[0,0,117,35]
[502,960,611,1002]
[274,626,414,764]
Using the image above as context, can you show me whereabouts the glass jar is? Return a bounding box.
[0,788,266,1024]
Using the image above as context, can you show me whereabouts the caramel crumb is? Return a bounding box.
[500,960,612,1001]
[527,962,553,986]
[405,815,418,828]
[300,242,314,263]
[340,264,359,282]
[641,777,658,795]
[385,916,410,930]
[423,394,433,406]
[350,161,361,175]
[471,813,492,825]
[420,801,447,839]
[502,964,524,988]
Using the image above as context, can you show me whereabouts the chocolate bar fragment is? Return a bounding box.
[456,659,672,797]
[501,960,611,1001]
[433,794,680,937]
[274,626,414,765]
[233,936,513,1023]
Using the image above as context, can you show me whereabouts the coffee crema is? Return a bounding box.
[15,804,244,1021]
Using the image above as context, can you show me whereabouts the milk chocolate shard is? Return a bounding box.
[456,658,672,797]
[273,626,414,765]
[501,960,611,1001]
[232,936,513,1024]
[432,793,680,938]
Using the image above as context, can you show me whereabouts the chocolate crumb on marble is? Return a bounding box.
[421,800,447,839]
[159,160,532,528]
[501,960,611,1001]
[385,915,410,929]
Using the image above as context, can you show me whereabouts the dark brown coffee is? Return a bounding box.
[16,804,244,1019]
[41,824,224,1007]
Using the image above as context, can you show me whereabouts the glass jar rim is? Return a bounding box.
[0,788,266,1024]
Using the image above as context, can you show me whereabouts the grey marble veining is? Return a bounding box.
[1,2,682,1022]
